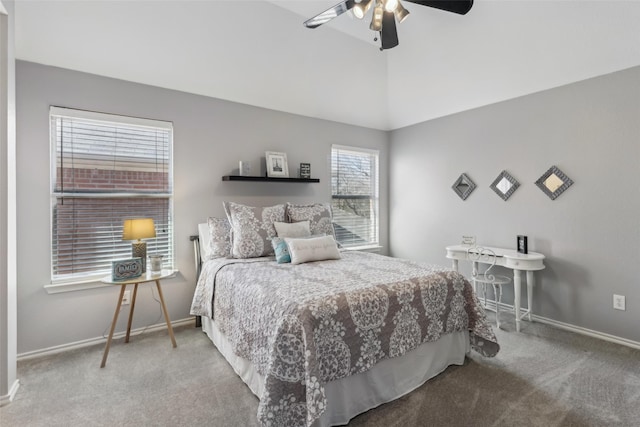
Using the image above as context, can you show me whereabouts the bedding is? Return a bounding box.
[190,250,499,427]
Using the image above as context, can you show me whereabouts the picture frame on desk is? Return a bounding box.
[517,235,528,254]
[112,258,143,281]
[265,151,289,178]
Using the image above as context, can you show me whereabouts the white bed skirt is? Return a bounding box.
[201,316,470,426]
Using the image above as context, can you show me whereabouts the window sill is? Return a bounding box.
[342,244,383,253]
[45,270,179,294]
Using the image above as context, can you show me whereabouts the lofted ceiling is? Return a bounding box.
[14,0,640,131]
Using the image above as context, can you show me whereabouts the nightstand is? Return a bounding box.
[100,270,177,368]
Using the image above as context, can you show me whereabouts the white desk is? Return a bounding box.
[446,245,545,332]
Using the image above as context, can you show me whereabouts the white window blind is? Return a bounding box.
[331,145,379,248]
[50,107,174,283]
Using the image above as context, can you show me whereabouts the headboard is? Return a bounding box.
[189,223,210,328]
[190,222,210,282]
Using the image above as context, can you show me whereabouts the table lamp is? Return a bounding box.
[122,218,156,272]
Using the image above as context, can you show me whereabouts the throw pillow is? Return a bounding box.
[285,235,341,265]
[207,217,232,259]
[271,237,291,264]
[223,201,285,258]
[274,220,311,238]
[285,203,336,238]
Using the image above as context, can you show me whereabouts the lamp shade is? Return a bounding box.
[122,218,156,241]
[395,2,410,22]
[370,1,384,31]
[353,0,372,19]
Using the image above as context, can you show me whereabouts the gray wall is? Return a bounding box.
[15,61,389,355]
[390,66,640,343]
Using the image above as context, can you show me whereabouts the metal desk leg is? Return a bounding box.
[513,269,522,332]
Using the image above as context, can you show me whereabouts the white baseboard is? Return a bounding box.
[0,379,20,407]
[17,317,196,362]
[531,315,640,351]
[480,299,640,351]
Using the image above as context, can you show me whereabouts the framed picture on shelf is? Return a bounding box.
[299,163,311,179]
[265,151,289,178]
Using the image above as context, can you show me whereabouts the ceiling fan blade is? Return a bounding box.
[304,0,357,28]
[380,11,399,50]
[404,0,474,15]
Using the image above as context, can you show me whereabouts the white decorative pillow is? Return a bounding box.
[207,217,231,259]
[285,235,341,265]
[274,220,311,238]
[285,203,336,238]
[223,201,285,258]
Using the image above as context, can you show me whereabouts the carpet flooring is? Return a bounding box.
[2,315,639,427]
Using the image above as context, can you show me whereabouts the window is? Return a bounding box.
[50,107,173,283]
[330,145,379,248]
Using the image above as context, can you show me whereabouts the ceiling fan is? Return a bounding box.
[304,0,473,50]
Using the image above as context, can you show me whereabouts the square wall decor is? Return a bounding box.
[490,170,520,201]
[452,173,476,200]
[535,165,574,200]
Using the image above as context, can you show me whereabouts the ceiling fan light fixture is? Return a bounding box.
[353,0,373,19]
[370,1,384,31]
[394,2,410,23]
[303,0,474,50]
[384,0,399,13]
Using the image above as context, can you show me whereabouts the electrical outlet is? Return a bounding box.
[613,294,625,311]
[121,290,131,306]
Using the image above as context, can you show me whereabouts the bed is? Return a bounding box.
[190,214,499,427]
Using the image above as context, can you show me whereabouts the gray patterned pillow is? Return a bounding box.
[285,203,336,238]
[207,217,231,259]
[223,201,285,258]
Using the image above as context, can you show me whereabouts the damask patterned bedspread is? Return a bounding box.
[190,251,499,427]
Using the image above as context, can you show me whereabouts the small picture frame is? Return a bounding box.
[239,161,251,177]
[300,163,311,179]
[112,258,143,281]
[517,235,528,254]
[265,151,289,178]
[462,235,476,246]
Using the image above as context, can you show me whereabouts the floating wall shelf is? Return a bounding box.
[222,175,320,183]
